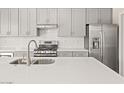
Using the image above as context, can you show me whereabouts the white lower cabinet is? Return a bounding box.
[72,51,88,57]
[57,51,88,57]
[57,51,73,57]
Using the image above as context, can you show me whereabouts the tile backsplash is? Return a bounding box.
[0,29,84,51]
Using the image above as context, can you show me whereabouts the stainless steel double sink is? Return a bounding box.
[10,58,55,65]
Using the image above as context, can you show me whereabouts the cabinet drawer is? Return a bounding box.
[72,51,88,57]
[57,51,72,57]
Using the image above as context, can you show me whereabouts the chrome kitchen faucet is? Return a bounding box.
[28,40,38,66]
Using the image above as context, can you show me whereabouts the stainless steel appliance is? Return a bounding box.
[36,24,58,36]
[86,24,118,72]
[34,41,58,57]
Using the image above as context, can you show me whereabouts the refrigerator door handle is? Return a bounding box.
[89,47,92,55]
[100,31,103,62]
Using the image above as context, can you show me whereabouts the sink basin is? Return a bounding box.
[33,59,55,64]
[10,59,36,65]
[10,58,55,65]
[10,59,27,65]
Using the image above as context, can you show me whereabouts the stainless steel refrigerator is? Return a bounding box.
[85,24,119,72]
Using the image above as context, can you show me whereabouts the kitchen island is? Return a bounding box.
[0,57,124,84]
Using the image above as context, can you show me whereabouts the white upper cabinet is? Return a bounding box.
[19,8,28,36]
[0,8,9,36]
[0,8,18,36]
[19,8,36,36]
[0,8,112,37]
[10,8,18,36]
[72,8,86,37]
[86,8,99,24]
[37,8,57,24]
[86,8,112,24]
[58,8,72,37]
[28,8,36,36]
[100,8,112,24]
[58,8,86,37]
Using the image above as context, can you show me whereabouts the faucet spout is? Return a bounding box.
[28,40,38,66]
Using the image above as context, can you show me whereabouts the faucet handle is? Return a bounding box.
[22,53,26,60]
[22,54,24,59]
[22,53,27,63]
[39,40,41,45]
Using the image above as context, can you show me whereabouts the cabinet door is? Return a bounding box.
[28,8,36,36]
[58,8,72,37]
[37,8,57,24]
[47,8,57,24]
[100,8,112,24]
[10,8,18,36]
[37,8,47,24]
[57,51,72,57]
[0,8,18,36]
[86,8,100,24]
[72,51,88,57]
[0,8,9,36]
[19,8,36,36]
[72,8,86,37]
[19,8,28,36]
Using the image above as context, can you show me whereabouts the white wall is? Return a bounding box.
[113,8,124,24]
[0,29,84,51]
[119,13,124,76]
[113,8,124,76]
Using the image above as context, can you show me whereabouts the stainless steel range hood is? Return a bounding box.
[37,24,58,29]
[36,24,58,36]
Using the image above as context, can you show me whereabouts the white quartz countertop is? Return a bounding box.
[0,48,88,52]
[0,57,124,84]
[57,48,88,51]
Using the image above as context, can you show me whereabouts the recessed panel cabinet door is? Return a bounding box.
[100,8,112,24]
[72,8,86,37]
[28,8,36,36]
[58,8,72,37]
[10,8,18,36]
[19,8,36,36]
[48,8,57,24]
[0,8,9,36]
[37,8,57,24]
[86,8,99,24]
[72,51,88,57]
[19,8,28,36]
[0,8,18,36]
[37,8,47,24]
[57,51,72,57]
[86,8,112,24]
